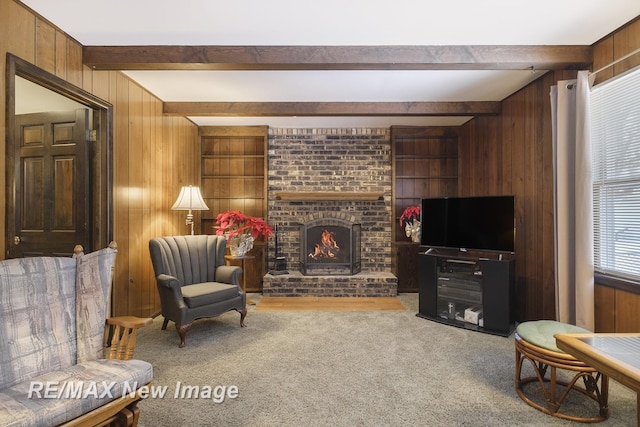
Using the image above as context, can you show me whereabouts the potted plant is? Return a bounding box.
[399,205,421,243]
[214,210,274,256]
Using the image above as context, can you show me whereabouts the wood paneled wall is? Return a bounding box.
[458,17,640,328]
[458,70,567,322]
[1,0,200,317]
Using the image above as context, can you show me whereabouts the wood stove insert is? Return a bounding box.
[300,217,361,275]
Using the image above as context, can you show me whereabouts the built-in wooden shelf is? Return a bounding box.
[275,191,384,201]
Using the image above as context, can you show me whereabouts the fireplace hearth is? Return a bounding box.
[300,217,361,275]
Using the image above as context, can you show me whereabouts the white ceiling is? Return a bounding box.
[20,0,640,128]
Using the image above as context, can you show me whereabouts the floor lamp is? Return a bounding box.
[171,185,209,235]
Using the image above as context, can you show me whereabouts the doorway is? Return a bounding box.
[5,54,113,258]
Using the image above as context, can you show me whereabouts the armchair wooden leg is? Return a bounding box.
[237,308,247,327]
[161,318,169,330]
[176,322,192,348]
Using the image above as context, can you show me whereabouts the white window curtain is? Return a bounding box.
[550,70,594,330]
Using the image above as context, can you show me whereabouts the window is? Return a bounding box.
[591,66,640,285]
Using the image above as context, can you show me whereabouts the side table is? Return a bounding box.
[224,255,256,305]
[555,333,640,425]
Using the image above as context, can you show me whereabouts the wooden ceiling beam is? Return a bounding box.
[163,101,501,117]
[83,45,592,71]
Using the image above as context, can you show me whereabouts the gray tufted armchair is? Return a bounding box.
[149,235,247,347]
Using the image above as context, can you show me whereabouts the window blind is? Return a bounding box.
[591,66,640,283]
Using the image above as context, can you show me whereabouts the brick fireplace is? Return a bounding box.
[263,128,397,297]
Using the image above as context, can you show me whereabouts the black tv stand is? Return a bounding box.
[417,249,515,337]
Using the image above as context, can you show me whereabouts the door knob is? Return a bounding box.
[13,236,21,245]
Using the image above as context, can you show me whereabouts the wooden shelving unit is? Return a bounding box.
[391,126,460,292]
[199,126,269,292]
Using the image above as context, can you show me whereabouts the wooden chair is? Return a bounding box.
[0,242,153,427]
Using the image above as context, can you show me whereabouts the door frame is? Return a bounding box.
[5,53,113,255]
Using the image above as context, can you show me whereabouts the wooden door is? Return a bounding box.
[7,109,90,258]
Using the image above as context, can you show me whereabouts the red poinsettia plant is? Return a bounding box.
[399,205,421,226]
[214,210,274,240]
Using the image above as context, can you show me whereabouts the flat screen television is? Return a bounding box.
[420,195,515,253]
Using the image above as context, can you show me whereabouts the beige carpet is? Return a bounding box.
[255,296,406,311]
[135,294,637,427]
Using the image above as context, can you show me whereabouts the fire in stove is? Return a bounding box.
[300,218,361,275]
[309,229,340,259]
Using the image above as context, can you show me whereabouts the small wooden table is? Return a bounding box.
[555,333,640,425]
[224,255,256,305]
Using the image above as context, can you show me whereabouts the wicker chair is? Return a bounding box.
[515,320,609,423]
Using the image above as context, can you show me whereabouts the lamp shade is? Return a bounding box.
[171,185,209,211]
